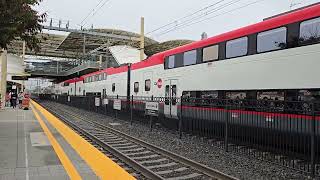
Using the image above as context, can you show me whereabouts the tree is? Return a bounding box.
[0,0,46,51]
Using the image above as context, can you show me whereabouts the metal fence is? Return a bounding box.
[38,94,320,176]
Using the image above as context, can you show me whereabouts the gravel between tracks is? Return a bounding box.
[41,101,313,180]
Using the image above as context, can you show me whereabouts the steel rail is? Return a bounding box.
[42,102,239,180]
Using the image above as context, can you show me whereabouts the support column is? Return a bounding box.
[21,41,26,92]
[99,55,102,70]
[1,50,8,109]
[140,17,145,61]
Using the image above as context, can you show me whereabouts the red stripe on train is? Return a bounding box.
[180,105,320,120]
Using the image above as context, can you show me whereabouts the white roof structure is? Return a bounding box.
[108,45,146,65]
[0,54,26,85]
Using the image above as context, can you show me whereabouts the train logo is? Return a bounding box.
[157,79,162,89]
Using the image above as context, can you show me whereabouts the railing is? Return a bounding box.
[37,94,320,177]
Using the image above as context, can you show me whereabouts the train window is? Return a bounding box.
[79,87,81,93]
[172,85,177,105]
[300,17,320,44]
[183,50,197,66]
[99,74,103,81]
[257,27,287,53]
[71,88,72,93]
[203,45,219,61]
[298,90,320,101]
[201,91,218,99]
[226,37,248,58]
[112,83,115,92]
[226,92,246,100]
[257,91,284,101]
[168,55,175,69]
[165,85,170,105]
[102,89,106,98]
[134,82,139,93]
[145,79,151,91]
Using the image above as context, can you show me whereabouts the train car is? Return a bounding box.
[56,4,320,136]
[60,77,84,96]
[82,66,129,97]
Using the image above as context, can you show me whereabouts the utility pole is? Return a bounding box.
[140,17,145,61]
[1,50,8,109]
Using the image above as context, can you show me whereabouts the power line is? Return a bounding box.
[146,0,228,35]
[155,0,266,37]
[147,0,243,36]
[80,0,105,26]
[152,0,243,36]
[79,0,111,27]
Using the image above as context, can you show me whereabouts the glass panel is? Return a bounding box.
[226,37,248,58]
[201,91,218,99]
[298,90,320,101]
[257,91,284,100]
[172,85,177,105]
[165,85,170,105]
[145,79,151,91]
[226,92,246,100]
[300,17,320,42]
[203,45,219,61]
[134,82,139,93]
[183,50,197,66]
[168,56,175,69]
[257,27,287,53]
[112,83,115,92]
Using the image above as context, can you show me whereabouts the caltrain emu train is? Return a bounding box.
[53,4,320,138]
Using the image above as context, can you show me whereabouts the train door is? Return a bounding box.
[164,79,178,119]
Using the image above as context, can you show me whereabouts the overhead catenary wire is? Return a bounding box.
[146,0,228,35]
[152,0,243,36]
[79,0,105,26]
[79,0,111,28]
[154,0,266,37]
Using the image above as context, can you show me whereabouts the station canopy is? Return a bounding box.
[6,28,194,81]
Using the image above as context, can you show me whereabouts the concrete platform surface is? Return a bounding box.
[0,107,98,180]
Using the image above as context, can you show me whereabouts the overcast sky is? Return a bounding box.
[35,0,320,42]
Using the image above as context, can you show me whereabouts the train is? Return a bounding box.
[43,4,320,159]
[55,3,320,117]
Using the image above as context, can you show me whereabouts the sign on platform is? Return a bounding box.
[145,101,159,116]
[95,97,100,107]
[113,99,121,110]
[67,96,70,102]
[103,99,109,105]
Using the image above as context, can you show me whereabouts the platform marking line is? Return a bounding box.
[23,111,29,180]
[31,100,136,180]
[23,111,30,180]
[30,105,82,180]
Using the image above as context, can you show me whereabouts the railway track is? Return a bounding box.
[41,102,238,180]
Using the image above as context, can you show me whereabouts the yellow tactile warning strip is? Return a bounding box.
[31,100,136,180]
[31,104,82,180]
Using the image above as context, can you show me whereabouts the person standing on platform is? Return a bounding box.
[18,92,24,108]
[11,92,17,108]
[5,92,11,107]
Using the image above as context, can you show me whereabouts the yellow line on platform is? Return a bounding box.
[31,100,136,180]
[30,104,82,180]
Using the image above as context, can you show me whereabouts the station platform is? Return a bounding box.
[0,101,135,180]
